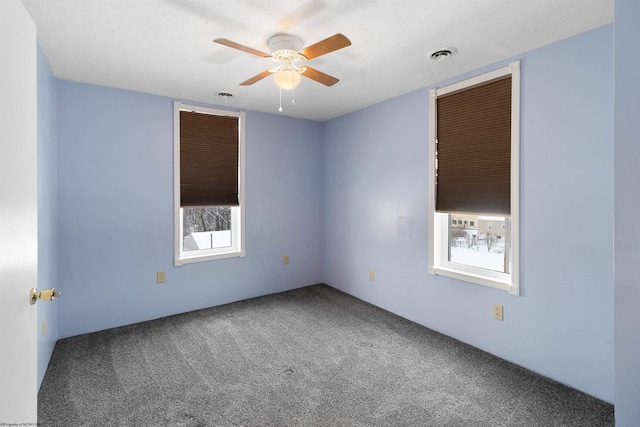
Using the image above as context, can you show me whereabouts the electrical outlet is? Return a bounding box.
[157,271,166,283]
[283,255,290,265]
[42,319,47,337]
[493,304,504,321]
[369,270,375,281]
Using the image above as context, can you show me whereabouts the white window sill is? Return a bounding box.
[176,250,245,266]
[429,266,519,295]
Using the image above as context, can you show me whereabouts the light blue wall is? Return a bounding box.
[37,44,58,389]
[614,0,640,425]
[322,25,614,402]
[56,82,323,338]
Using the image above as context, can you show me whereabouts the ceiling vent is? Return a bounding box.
[429,47,458,61]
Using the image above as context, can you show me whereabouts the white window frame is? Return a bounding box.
[428,61,520,295]
[173,102,246,265]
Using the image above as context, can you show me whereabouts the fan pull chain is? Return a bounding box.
[279,86,283,113]
[292,72,296,106]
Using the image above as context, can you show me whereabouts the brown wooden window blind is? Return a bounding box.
[435,75,512,215]
[180,110,239,207]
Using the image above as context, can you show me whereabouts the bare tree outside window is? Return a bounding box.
[485,232,497,252]
[183,207,231,238]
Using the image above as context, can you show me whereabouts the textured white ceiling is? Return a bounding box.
[21,0,613,122]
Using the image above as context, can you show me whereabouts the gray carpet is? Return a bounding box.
[39,284,614,426]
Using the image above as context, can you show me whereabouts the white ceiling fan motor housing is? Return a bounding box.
[269,34,305,61]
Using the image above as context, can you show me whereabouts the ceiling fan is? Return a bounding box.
[213,33,351,88]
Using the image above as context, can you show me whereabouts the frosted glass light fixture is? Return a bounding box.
[273,69,302,90]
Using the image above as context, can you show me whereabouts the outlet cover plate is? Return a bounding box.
[493,303,504,321]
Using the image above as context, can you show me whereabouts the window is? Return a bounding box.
[428,62,520,295]
[174,102,245,265]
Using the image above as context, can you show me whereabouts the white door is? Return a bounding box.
[0,0,38,423]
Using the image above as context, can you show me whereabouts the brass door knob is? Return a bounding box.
[30,288,61,305]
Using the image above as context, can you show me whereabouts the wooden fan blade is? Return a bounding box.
[240,70,272,86]
[300,34,351,60]
[213,38,270,58]
[302,67,339,86]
